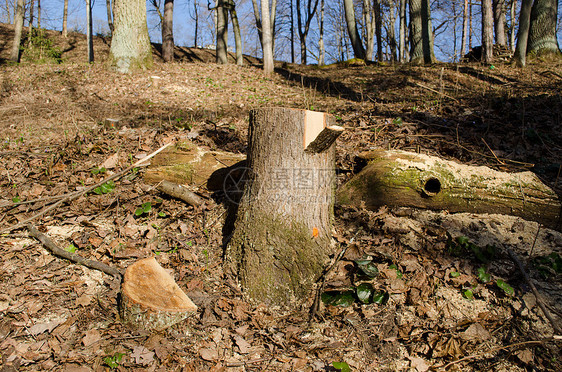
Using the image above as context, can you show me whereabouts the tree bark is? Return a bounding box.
[374,0,383,61]
[225,108,339,305]
[409,0,435,64]
[216,0,228,64]
[509,0,516,51]
[162,0,174,62]
[338,150,561,230]
[527,0,561,56]
[461,0,469,58]
[387,0,397,62]
[9,0,25,63]
[513,0,534,67]
[363,0,375,60]
[343,0,366,59]
[296,0,319,65]
[318,0,325,65]
[109,0,153,73]
[482,0,494,63]
[399,0,406,62]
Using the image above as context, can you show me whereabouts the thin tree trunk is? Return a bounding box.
[296,0,319,65]
[388,0,397,62]
[469,0,473,49]
[343,0,366,59]
[37,0,41,28]
[193,0,199,47]
[374,0,383,61]
[62,0,69,37]
[399,0,406,62]
[318,0,325,65]
[106,0,114,35]
[363,0,375,60]
[493,0,507,45]
[87,0,94,62]
[482,0,494,63]
[228,0,243,65]
[290,0,295,63]
[162,0,174,62]
[10,0,25,62]
[513,0,533,66]
[509,0,516,51]
[261,0,274,74]
[461,0,468,58]
[29,0,34,31]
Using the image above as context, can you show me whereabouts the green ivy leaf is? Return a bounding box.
[356,283,373,304]
[496,279,514,296]
[372,290,389,305]
[134,208,144,216]
[456,236,469,246]
[450,271,461,278]
[65,244,77,253]
[158,211,166,217]
[12,196,21,203]
[463,289,474,300]
[389,264,403,278]
[332,361,351,372]
[321,292,337,305]
[477,267,491,283]
[142,202,152,213]
[354,259,379,278]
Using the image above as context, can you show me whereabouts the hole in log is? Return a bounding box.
[422,177,441,197]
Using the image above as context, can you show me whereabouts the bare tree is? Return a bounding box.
[227,0,243,65]
[409,0,435,64]
[513,0,533,66]
[527,0,560,55]
[106,0,114,36]
[251,0,276,74]
[10,0,24,62]
[493,0,507,45]
[343,0,365,59]
[215,0,228,63]
[296,0,319,64]
[461,0,468,58]
[482,0,494,63]
[318,0,325,65]
[162,0,174,62]
[399,0,406,62]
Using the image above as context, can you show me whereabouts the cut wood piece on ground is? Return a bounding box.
[156,180,204,207]
[120,257,197,332]
[338,150,561,230]
[144,141,246,190]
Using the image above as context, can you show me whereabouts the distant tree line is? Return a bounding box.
[5,0,561,72]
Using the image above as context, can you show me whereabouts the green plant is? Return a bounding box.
[93,180,115,195]
[11,196,20,203]
[135,202,152,216]
[21,29,62,63]
[463,288,474,300]
[332,361,351,372]
[91,167,106,175]
[534,253,562,278]
[496,279,514,296]
[65,244,77,253]
[103,353,124,369]
[477,267,491,283]
[446,234,496,263]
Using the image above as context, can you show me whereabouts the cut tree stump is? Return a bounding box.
[225,108,342,305]
[144,141,246,190]
[338,150,561,230]
[120,257,197,332]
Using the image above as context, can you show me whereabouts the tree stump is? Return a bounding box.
[225,108,343,305]
[120,257,197,332]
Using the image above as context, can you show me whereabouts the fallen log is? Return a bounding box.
[337,150,561,230]
[120,257,197,332]
[144,141,246,190]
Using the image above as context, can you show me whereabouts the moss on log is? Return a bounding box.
[338,150,561,230]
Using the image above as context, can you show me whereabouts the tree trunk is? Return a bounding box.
[297,0,319,65]
[363,0,375,60]
[509,0,516,51]
[318,0,325,65]
[9,0,24,63]
[527,0,561,56]
[226,108,341,305]
[87,0,94,63]
[338,150,561,230]
[260,0,274,74]
[37,0,41,28]
[106,0,114,36]
[109,0,153,73]
[216,0,228,64]
[482,0,494,63]
[493,0,507,45]
[29,0,34,30]
[410,0,435,64]
[343,0,366,59]
[162,0,174,62]
[62,0,68,37]
[387,0,397,62]
[513,0,534,67]
[461,0,469,58]
[228,0,243,65]
[193,0,199,47]
[399,0,406,62]
[290,0,295,63]
[374,0,383,61]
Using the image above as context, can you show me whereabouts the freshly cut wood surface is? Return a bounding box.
[121,257,197,332]
[338,150,561,230]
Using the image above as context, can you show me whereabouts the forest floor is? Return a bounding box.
[0,23,561,371]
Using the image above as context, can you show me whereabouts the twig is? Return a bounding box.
[28,224,122,278]
[481,138,506,165]
[414,82,459,102]
[439,337,560,370]
[0,142,173,234]
[529,224,541,257]
[507,247,562,334]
